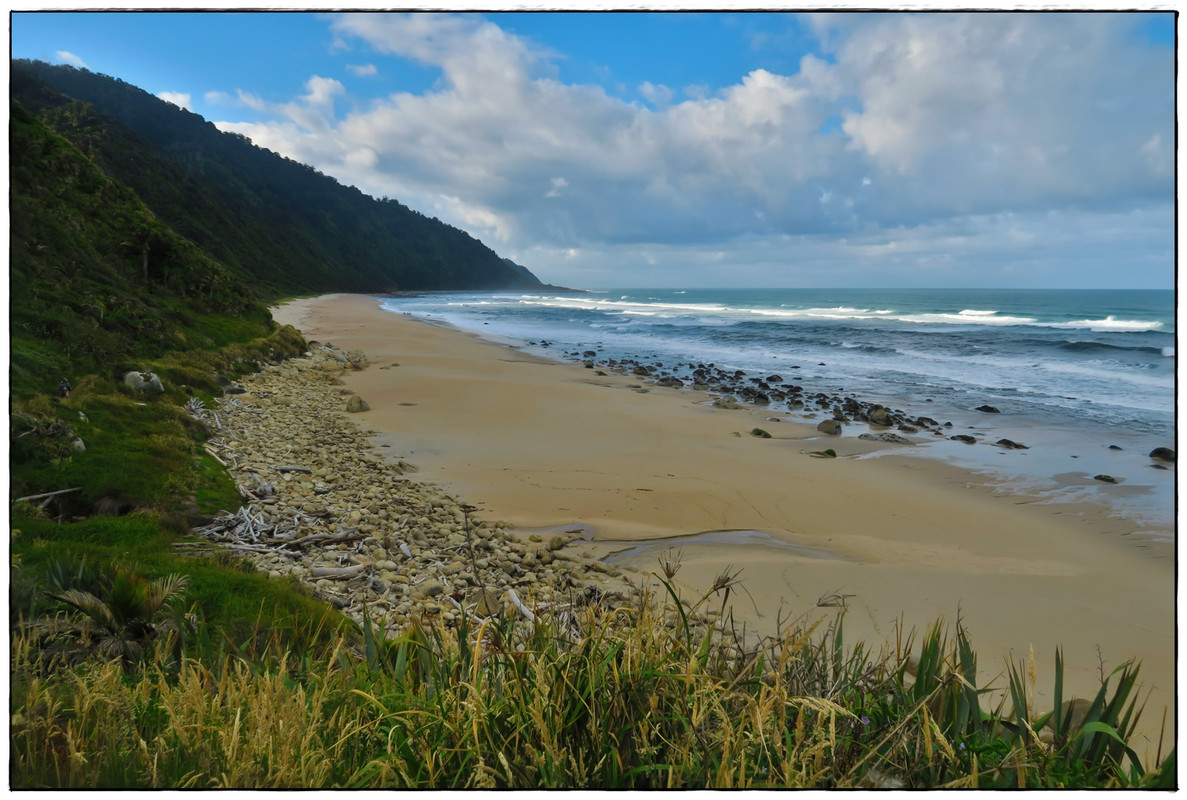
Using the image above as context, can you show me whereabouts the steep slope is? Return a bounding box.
[13,59,544,295]
[10,98,274,398]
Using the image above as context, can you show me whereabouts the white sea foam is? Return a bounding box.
[498,296,1168,333]
[1058,316,1164,332]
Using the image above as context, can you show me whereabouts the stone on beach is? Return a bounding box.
[345,394,371,412]
[816,419,842,435]
[1148,447,1176,462]
[858,432,912,445]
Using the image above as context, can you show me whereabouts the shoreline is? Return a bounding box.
[375,291,1175,540]
[270,293,1174,751]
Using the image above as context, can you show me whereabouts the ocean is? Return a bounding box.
[377,288,1175,537]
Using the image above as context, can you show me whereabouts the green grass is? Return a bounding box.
[9,564,1175,789]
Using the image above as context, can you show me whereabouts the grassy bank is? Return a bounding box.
[10,566,1173,789]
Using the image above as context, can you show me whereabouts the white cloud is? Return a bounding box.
[545,176,568,198]
[158,91,192,111]
[209,12,1172,287]
[54,50,87,69]
[639,81,673,108]
[347,63,378,77]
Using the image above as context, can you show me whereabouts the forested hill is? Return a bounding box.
[12,59,545,295]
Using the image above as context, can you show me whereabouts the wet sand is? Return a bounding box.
[273,293,1174,754]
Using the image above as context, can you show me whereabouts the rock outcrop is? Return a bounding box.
[124,370,164,393]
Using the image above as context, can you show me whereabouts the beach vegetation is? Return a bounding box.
[9,566,1173,789]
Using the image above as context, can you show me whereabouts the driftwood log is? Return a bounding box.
[309,564,368,580]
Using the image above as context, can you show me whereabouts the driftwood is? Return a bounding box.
[13,487,82,504]
[279,530,367,551]
[507,588,536,622]
[273,465,312,474]
[309,564,368,580]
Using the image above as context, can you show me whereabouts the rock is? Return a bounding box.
[345,395,370,413]
[71,437,86,452]
[1149,447,1176,462]
[975,405,1001,413]
[950,435,977,444]
[816,419,842,435]
[123,370,164,394]
[1093,474,1119,484]
[1108,445,1123,451]
[750,428,772,439]
[858,433,912,445]
[474,588,504,617]
[995,438,1029,450]
[414,580,445,599]
[867,405,892,426]
[656,376,685,388]
[808,449,837,458]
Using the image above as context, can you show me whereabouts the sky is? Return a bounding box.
[9,9,1177,290]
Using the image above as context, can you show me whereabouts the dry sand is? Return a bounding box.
[273,293,1175,753]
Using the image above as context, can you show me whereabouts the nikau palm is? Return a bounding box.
[38,568,189,670]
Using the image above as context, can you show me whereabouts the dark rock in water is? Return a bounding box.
[975,405,1001,413]
[817,419,842,435]
[1152,464,1168,470]
[656,376,685,388]
[1149,447,1176,462]
[1093,474,1119,484]
[950,434,977,444]
[1108,445,1123,451]
[867,405,892,426]
[995,438,1029,450]
[944,421,953,428]
[766,374,784,383]
[750,428,773,439]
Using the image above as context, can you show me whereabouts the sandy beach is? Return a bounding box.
[272,293,1174,752]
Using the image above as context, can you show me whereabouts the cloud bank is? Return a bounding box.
[212,12,1173,288]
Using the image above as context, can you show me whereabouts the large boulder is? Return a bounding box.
[867,405,892,426]
[123,370,164,394]
[345,395,370,413]
[817,419,842,435]
[975,404,1001,414]
[1149,447,1176,463]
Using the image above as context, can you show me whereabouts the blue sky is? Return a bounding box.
[10,10,1176,289]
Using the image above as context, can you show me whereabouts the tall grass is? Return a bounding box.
[10,570,1175,789]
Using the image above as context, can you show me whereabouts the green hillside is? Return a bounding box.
[12,59,544,295]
